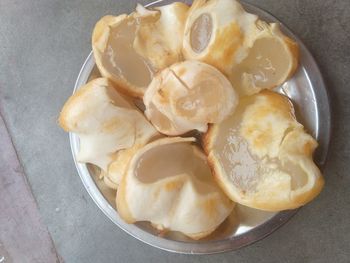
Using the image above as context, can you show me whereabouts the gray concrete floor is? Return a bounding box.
[0,0,349,262]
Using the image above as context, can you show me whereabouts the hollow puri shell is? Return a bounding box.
[58,78,158,187]
[182,0,258,75]
[229,21,299,96]
[143,60,238,136]
[203,90,324,211]
[133,2,189,71]
[92,14,154,98]
[116,137,234,239]
[92,3,189,98]
[183,0,299,96]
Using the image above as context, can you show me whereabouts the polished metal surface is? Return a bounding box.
[69,0,330,254]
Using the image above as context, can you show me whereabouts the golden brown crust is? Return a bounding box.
[197,22,243,75]
[283,35,300,81]
[246,175,324,211]
[207,149,237,206]
[185,227,216,240]
[116,171,135,224]
[116,137,233,239]
[116,137,195,224]
[92,15,146,99]
[292,175,324,208]
[201,124,213,155]
[207,148,324,211]
[260,24,300,89]
[134,2,189,71]
[93,45,146,99]
[58,78,110,131]
[203,91,324,211]
[188,0,208,13]
[202,124,238,205]
[92,15,123,51]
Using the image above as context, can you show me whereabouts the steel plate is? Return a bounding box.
[69,0,331,254]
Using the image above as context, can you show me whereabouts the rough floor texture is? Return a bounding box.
[0,115,60,263]
[0,0,349,262]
